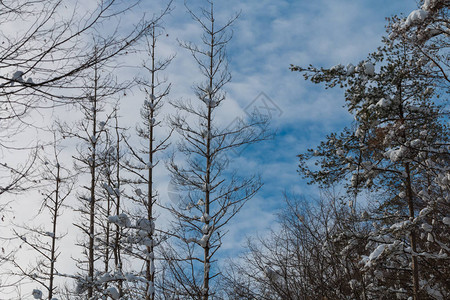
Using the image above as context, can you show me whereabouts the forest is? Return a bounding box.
[0,0,448,299]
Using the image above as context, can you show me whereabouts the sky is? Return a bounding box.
[2,0,421,296]
[130,0,418,255]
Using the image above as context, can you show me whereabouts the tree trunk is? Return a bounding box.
[405,162,419,299]
[88,65,99,298]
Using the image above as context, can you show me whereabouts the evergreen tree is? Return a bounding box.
[388,0,449,83]
[291,37,449,299]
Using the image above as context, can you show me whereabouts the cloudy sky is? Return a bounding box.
[128,0,418,256]
[4,0,422,295]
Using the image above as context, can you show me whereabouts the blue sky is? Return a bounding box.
[131,0,419,256]
[5,0,423,295]
[103,0,422,257]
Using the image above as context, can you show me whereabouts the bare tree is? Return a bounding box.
[59,56,125,298]
[96,106,128,298]
[118,19,174,299]
[223,193,372,300]
[0,3,170,287]
[0,0,166,198]
[10,131,75,299]
[163,1,269,299]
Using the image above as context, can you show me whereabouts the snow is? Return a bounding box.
[422,0,433,10]
[350,173,359,187]
[124,273,141,281]
[349,279,358,289]
[264,267,279,280]
[99,273,114,283]
[363,61,375,76]
[108,213,131,227]
[443,217,450,226]
[410,139,422,147]
[200,213,211,223]
[336,148,344,156]
[199,234,209,248]
[106,287,120,299]
[330,64,344,72]
[102,183,117,195]
[361,211,369,219]
[419,207,431,218]
[150,260,155,274]
[376,98,390,107]
[426,285,444,298]
[137,229,148,238]
[136,218,154,232]
[206,99,217,107]
[32,289,43,299]
[147,283,155,296]
[390,220,411,232]
[385,146,407,162]
[140,237,154,247]
[12,71,24,85]
[186,237,196,243]
[404,9,428,27]
[366,244,387,266]
[355,127,364,138]
[45,232,55,238]
[421,223,432,232]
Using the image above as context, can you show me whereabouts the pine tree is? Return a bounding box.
[291,37,449,299]
[388,0,449,83]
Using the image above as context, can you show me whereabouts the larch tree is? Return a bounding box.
[163,1,269,299]
[0,1,165,292]
[10,132,74,300]
[59,57,126,298]
[119,21,174,299]
[0,0,158,197]
[97,106,128,298]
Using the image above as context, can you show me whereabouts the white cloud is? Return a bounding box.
[0,0,420,294]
